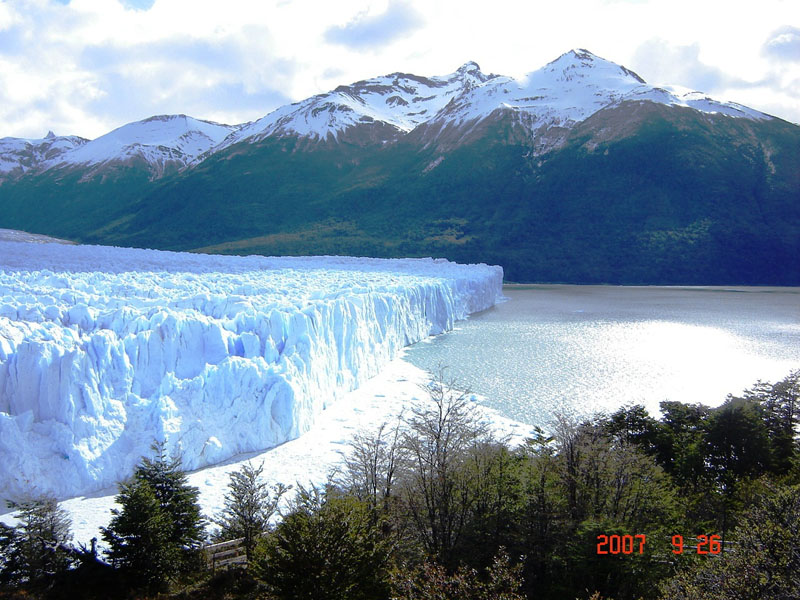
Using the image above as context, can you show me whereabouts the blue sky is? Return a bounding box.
[1,0,798,138]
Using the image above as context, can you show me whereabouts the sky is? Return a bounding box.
[1,0,798,139]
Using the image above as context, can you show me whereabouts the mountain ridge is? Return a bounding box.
[0,49,776,178]
[1,49,797,285]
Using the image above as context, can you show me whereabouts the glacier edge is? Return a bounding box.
[0,243,503,499]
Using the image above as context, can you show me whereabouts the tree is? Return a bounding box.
[400,368,491,566]
[130,442,206,551]
[706,397,772,484]
[339,418,406,515]
[660,483,800,600]
[214,462,287,559]
[0,497,73,586]
[253,485,393,600]
[744,370,800,476]
[514,430,565,595]
[101,479,176,589]
[602,404,660,453]
[460,442,522,571]
[506,416,681,600]
[101,442,205,590]
[0,522,16,584]
[705,396,773,542]
[655,401,711,487]
[552,413,583,523]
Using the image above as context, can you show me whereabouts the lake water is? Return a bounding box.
[405,285,800,427]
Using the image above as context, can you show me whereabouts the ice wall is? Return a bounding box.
[0,243,503,499]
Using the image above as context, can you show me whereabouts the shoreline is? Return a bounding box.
[502,282,800,292]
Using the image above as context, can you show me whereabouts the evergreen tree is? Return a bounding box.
[101,479,176,589]
[515,431,565,595]
[131,442,206,551]
[0,497,73,585]
[101,442,205,590]
[706,397,772,483]
[0,522,16,584]
[655,401,711,487]
[214,462,287,559]
[602,404,661,453]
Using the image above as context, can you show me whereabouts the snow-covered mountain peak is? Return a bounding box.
[420,49,648,137]
[44,114,237,177]
[209,64,499,152]
[540,48,646,86]
[546,48,598,68]
[415,48,770,153]
[203,50,772,159]
[457,61,481,74]
[550,48,607,65]
[2,49,775,179]
[0,133,87,178]
[450,61,496,88]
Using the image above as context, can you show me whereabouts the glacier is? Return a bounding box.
[0,242,503,500]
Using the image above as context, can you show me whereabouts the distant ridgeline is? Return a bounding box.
[2,50,799,284]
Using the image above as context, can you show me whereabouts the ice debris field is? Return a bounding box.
[0,241,503,500]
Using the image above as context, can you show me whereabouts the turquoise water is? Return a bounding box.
[405,285,800,426]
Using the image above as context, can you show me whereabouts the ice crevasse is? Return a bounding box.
[0,242,503,499]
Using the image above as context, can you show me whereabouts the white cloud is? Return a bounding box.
[764,26,800,62]
[630,34,800,123]
[325,1,423,49]
[1,0,798,138]
[631,39,742,92]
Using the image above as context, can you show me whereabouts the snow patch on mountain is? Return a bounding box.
[625,85,769,120]
[210,63,499,151]
[0,243,503,499]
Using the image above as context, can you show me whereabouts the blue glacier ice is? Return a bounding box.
[0,242,502,499]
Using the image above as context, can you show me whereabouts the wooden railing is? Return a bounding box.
[205,537,248,570]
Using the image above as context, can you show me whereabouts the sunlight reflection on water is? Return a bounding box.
[405,286,800,427]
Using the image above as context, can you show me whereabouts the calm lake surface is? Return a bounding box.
[405,285,800,427]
